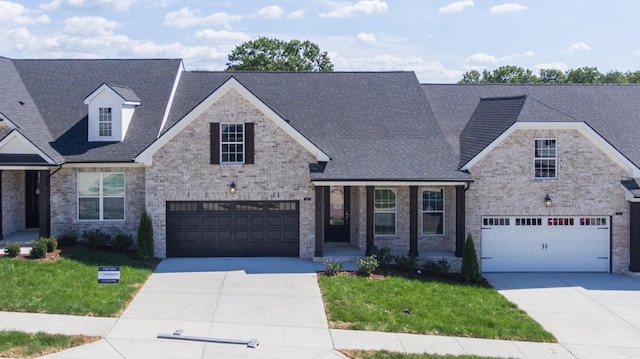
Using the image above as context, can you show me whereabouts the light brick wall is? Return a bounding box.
[350,186,457,253]
[50,166,145,238]
[146,90,317,258]
[2,171,25,237]
[466,129,630,272]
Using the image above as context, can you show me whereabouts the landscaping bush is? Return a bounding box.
[82,229,111,249]
[29,240,47,259]
[393,254,417,270]
[356,255,378,276]
[371,246,393,267]
[39,237,58,253]
[423,257,450,275]
[461,233,482,283]
[4,243,21,258]
[57,229,78,247]
[112,233,133,253]
[323,259,343,276]
[136,209,154,260]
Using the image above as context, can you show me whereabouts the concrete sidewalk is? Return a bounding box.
[0,258,574,358]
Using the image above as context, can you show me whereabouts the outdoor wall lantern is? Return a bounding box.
[544,193,552,207]
[229,181,237,194]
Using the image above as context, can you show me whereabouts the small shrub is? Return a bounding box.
[83,229,111,249]
[393,254,417,270]
[30,240,47,259]
[39,237,58,253]
[323,259,343,276]
[112,233,133,253]
[57,229,78,247]
[137,209,154,260]
[423,257,450,275]
[371,246,393,267]
[356,255,378,276]
[461,233,482,283]
[4,243,21,258]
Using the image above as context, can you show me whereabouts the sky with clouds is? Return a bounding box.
[1,0,638,82]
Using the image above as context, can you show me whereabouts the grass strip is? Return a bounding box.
[0,330,99,358]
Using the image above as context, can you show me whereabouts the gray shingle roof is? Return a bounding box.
[423,83,640,170]
[10,58,182,162]
[105,84,141,103]
[166,71,470,181]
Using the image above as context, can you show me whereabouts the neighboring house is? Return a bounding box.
[1,56,639,274]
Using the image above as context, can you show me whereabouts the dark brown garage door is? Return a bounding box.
[166,201,299,257]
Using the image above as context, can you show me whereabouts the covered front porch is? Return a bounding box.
[312,182,469,269]
[0,169,52,241]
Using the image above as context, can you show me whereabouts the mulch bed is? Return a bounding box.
[318,266,491,286]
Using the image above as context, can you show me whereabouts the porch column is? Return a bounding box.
[629,202,640,272]
[38,170,50,238]
[409,186,418,257]
[455,185,466,257]
[366,186,374,256]
[315,186,324,257]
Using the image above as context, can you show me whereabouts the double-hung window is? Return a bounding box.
[221,124,244,164]
[78,173,125,221]
[422,189,444,235]
[534,139,556,178]
[98,107,112,137]
[374,189,396,235]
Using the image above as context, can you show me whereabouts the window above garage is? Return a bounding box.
[534,138,556,179]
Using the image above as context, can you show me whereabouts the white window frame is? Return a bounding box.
[220,123,244,165]
[534,138,557,179]
[422,188,444,235]
[98,107,113,137]
[77,173,125,221]
[374,188,397,236]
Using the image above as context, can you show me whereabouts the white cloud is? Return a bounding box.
[439,1,473,14]
[319,0,388,18]
[40,0,61,10]
[164,7,241,29]
[490,3,527,14]
[0,1,50,26]
[286,9,305,19]
[533,62,568,72]
[39,0,136,12]
[62,16,120,37]
[194,29,250,44]
[257,5,284,19]
[356,32,376,43]
[567,41,591,52]
[466,52,499,63]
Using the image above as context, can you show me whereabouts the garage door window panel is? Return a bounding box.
[374,189,396,236]
[78,173,125,221]
[534,139,557,179]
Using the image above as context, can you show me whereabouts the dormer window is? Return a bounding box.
[84,83,140,142]
[99,107,112,137]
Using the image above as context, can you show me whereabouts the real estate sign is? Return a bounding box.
[98,266,120,283]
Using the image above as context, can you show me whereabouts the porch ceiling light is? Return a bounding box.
[230,181,236,194]
[544,193,552,207]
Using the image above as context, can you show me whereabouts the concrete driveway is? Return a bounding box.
[44,257,343,359]
[485,272,640,359]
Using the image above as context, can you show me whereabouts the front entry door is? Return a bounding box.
[25,171,39,228]
[325,186,350,242]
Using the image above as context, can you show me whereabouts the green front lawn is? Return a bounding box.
[342,351,499,359]
[319,273,555,342]
[0,247,156,316]
[0,331,99,358]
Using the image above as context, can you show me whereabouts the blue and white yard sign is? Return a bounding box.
[98,266,120,283]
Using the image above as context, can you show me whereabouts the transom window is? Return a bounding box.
[534,139,556,178]
[422,189,444,235]
[221,124,244,164]
[374,189,396,235]
[98,107,112,137]
[78,173,125,221]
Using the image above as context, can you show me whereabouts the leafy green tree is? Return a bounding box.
[460,66,539,84]
[538,68,567,83]
[226,37,334,72]
[566,66,602,83]
[459,69,481,84]
[601,70,628,83]
[626,71,640,83]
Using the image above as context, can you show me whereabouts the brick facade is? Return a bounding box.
[466,129,630,272]
[2,171,25,237]
[50,166,146,239]
[145,90,317,258]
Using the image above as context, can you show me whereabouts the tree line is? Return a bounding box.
[459,66,640,84]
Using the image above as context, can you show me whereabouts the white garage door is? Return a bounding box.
[481,216,610,272]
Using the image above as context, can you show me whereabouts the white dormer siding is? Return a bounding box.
[84,83,140,142]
